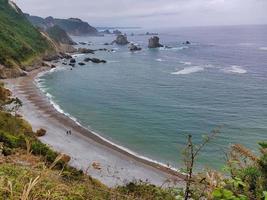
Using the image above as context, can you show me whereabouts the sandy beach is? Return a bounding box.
[4,67,185,187]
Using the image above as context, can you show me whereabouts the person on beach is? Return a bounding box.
[69,130,72,135]
[66,130,69,135]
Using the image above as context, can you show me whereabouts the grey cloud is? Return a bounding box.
[13,0,267,27]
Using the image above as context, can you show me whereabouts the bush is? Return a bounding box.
[0,131,24,148]
[31,141,58,163]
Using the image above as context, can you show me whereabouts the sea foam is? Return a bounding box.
[223,65,247,74]
[156,58,164,62]
[180,61,191,65]
[171,66,204,75]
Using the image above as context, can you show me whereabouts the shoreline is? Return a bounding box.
[4,66,185,187]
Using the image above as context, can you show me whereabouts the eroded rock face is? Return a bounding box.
[112,34,129,45]
[148,36,163,48]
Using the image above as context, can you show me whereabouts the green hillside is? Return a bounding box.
[0,0,52,68]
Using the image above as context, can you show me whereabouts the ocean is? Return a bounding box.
[37,25,267,170]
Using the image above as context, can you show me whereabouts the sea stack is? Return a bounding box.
[129,43,142,51]
[112,34,129,45]
[148,36,163,48]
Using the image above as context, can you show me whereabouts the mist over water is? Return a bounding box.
[38,25,267,169]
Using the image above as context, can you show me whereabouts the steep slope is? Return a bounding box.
[54,17,98,36]
[46,25,77,45]
[0,0,53,69]
[26,14,99,36]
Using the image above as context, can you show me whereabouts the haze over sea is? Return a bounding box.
[37,25,267,169]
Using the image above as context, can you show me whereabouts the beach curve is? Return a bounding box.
[4,66,185,187]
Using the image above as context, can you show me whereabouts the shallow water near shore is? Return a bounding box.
[38,25,267,169]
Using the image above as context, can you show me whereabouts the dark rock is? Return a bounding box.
[129,43,142,51]
[101,29,111,34]
[91,58,107,63]
[70,58,76,63]
[79,42,87,45]
[148,36,163,48]
[41,62,50,67]
[62,62,68,65]
[51,65,56,68]
[59,52,72,59]
[84,57,92,62]
[113,29,122,35]
[69,63,75,67]
[78,48,95,54]
[84,57,106,63]
[111,34,129,45]
[104,42,110,45]
[78,62,85,66]
[36,128,46,137]
[183,41,191,45]
[97,48,108,51]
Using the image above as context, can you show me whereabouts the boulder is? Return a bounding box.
[60,52,72,59]
[91,58,107,63]
[84,57,92,62]
[79,42,87,45]
[70,58,76,63]
[183,41,191,45]
[51,65,56,69]
[78,48,95,54]
[92,162,101,170]
[78,62,85,66]
[129,43,142,51]
[104,42,110,45]
[84,57,106,63]
[60,154,71,164]
[36,128,46,137]
[112,34,129,45]
[148,36,163,48]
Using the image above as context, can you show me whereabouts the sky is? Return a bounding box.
[14,0,267,28]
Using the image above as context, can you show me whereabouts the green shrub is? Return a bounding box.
[31,141,58,163]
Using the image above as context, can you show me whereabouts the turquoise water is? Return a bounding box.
[38,25,267,169]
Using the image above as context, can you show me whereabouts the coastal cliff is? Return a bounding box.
[0,0,79,78]
[25,14,99,36]
[0,0,54,77]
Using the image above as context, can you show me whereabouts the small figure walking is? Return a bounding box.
[69,130,72,135]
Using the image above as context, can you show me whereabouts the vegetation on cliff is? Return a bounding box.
[0,0,52,68]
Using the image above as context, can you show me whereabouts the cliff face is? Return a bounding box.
[46,25,77,45]
[0,0,53,69]
[26,14,99,36]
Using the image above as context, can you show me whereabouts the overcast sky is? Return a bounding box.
[14,0,267,28]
